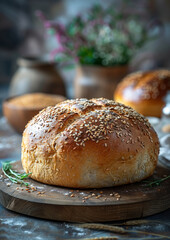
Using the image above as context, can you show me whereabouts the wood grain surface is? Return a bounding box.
[0,161,169,222]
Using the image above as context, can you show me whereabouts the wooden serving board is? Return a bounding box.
[0,161,169,222]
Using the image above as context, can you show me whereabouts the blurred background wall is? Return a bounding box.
[0,0,170,99]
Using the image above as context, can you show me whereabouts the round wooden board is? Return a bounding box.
[0,161,169,222]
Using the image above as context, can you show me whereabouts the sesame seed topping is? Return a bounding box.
[26,97,156,152]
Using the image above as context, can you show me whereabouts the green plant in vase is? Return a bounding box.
[37,5,160,98]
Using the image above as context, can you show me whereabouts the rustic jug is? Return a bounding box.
[9,57,66,97]
[74,64,128,99]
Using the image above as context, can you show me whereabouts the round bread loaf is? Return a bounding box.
[21,98,159,188]
[114,70,170,117]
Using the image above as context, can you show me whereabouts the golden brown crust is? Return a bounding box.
[114,70,170,117]
[21,98,159,188]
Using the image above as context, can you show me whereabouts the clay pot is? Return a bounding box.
[74,64,128,99]
[9,57,66,97]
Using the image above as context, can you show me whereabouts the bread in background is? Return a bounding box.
[114,70,170,117]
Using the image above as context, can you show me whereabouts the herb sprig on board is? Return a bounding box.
[143,175,170,187]
[2,161,31,186]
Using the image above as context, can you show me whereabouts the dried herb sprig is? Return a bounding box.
[2,161,31,186]
[143,175,170,187]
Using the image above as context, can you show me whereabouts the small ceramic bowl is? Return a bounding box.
[3,94,66,134]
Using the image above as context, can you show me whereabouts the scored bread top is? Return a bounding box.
[25,98,158,151]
